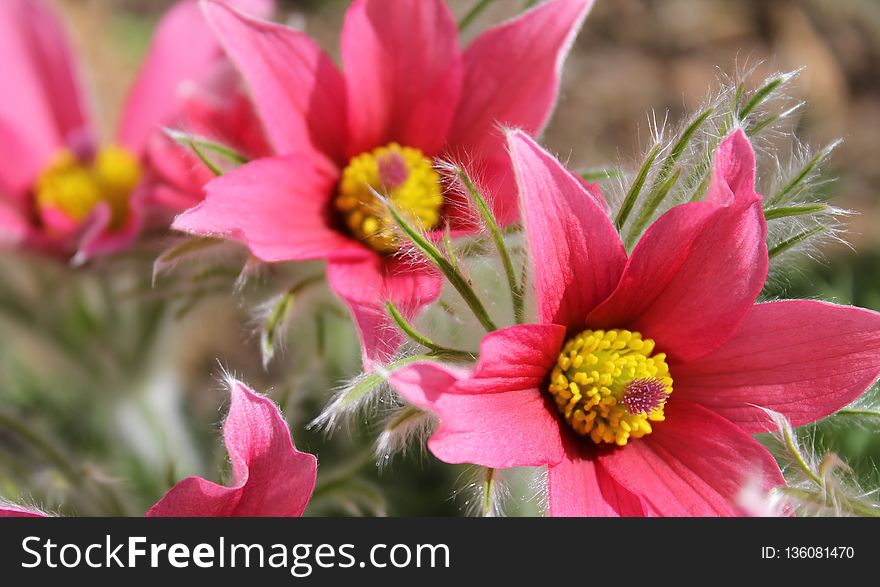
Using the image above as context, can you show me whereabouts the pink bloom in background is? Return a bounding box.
[174,0,593,366]
[0,0,271,262]
[147,61,273,214]
[0,380,316,518]
[390,129,880,516]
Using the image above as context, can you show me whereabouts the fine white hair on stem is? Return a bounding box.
[756,407,879,516]
[308,343,418,436]
[452,465,511,518]
[374,404,438,470]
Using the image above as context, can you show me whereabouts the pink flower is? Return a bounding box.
[389,129,880,516]
[173,0,593,366]
[147,61,273,214]
[0,0,271,262]
[0,380,317,518]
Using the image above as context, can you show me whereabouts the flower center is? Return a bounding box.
[547,329,672,446]
[35,146,141,230]
[334,143,443,254]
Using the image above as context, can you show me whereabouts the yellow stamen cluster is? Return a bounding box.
[548,329,673,446]
[335,143,443,254]
[35,146,141,230]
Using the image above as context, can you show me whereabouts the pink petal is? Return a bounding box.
[119,0,223,153]
[174,61,272,159]
[509,130,626,330]
[391,363,564,469]
[676,300,880,432]
[147,380,316,517]
[145,133,214,212]
[73,197,144,264]
[145,183,206,216]
[172,154,367,263]
[449,0,592,158]
[327,255,442,367]
[146,62,270,211]
[0,200,31,247]
[467,322,568,393]
[548,436,647,516]
[588,130,767,362]
[390,323,567,468]
[0,505,47,518]
[598,400,785,516]
[0,0,92,180]
[341,0,463,156]
[201,0,348,163]
[0,119,47,201]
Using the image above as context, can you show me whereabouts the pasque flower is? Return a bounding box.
[389,129,880,516]
[173,0,593,365]
[0,380,316,517]
[0,0,271,262]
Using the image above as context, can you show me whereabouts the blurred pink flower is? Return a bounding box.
[173,0,593,366]
[0,0,272,262]
[0,380,316,518]
[389,129,880,516]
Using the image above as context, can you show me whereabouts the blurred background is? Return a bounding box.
[1,0,877,516]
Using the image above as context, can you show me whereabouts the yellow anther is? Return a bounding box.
[547,329,673,446]
[35,146,141,229]
[335,143,443,254]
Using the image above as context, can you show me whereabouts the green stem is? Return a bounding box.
[459,0,497,32]
[0,411,82,483]
[261,275,325,364]
[780,422,822,486]
[482,467,496,516]
[312,450,378,497]
[834,408,880,419]
[388,206,497,332]
[779,487,880,518]
[387,302,475,360]
[455,168,525,324]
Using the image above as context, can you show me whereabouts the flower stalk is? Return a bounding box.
[453,166,525,324]
[387,302,476,361]
[387,204,498,332]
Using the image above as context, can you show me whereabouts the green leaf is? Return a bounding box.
[614,143,661,232]
[768,225,827,259]
[164,128,249,177]
[763,204,827,221]
[260,276,324,367]
[152,237,227,284]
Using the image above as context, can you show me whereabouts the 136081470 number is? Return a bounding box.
[784,546,855,559]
